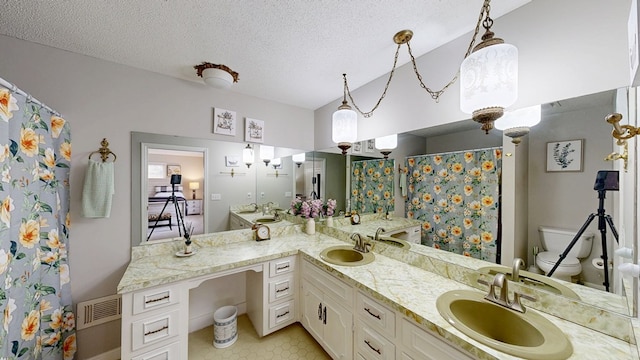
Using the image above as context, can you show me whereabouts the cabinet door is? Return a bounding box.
[301,279,324,344]
[323,296,353,360]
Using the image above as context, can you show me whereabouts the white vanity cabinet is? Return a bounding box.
[355,292,396,360]
[120,282,188,360]
[229,212,252,230]
[386,225,421,244]
[301,258,354,360]
[247,255,297,337]
[399,318,473,360]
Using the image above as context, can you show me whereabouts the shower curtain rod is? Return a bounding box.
[404,145,502,159]
[0,77,61,116]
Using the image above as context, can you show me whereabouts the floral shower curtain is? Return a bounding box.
[350,159,395,214]
[0,83,75,359]
[405,148,502,262]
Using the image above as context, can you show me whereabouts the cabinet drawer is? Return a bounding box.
[269,300,295,329]
[131,310,180,351]
[269,275,295,303]
[401,319,472,360]
[356,325,395,360]
[269,256,296,277]
[357,292,395,338]
[132,285,180,315]
[132,341,180,360]
[302,259,353,307]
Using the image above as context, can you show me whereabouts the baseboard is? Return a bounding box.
[85,347,120,360]
[189,302,247,333]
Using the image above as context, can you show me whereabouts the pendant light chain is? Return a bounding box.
[342,0,490,115]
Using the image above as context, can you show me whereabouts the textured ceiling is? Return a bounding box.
[0,0,529,110]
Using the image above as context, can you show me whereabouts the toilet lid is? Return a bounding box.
[537,252,580,266]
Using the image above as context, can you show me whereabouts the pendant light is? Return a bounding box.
[374,134,398,159]
[260,145,274,166]
[292,153,306,167]
[494,105,541,145]
[332,74,358,155]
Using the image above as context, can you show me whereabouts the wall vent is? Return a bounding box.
[76,294,122,330]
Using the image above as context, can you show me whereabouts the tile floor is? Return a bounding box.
[188,315,331,359]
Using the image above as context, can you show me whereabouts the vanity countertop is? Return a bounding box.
[118,230,635,360]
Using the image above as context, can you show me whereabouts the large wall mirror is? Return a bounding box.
[130,88,635,317]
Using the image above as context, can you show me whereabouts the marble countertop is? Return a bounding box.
[118,229,635,359]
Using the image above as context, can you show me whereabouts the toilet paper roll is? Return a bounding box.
[592,258,605,270]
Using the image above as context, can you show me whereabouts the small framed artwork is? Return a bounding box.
[352,141,362,154]
[213,108,237,136]
[225,155,240,167]
[167,165,182,176]
[148,163,165,179]
[546,139,583,172]
[245,118,264,143]
[365,139,375,153]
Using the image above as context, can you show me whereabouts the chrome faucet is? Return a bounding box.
[351,233,371,253]
[512,258,525,283]
[374,227,386,241]
[478,273,536,313]
[248,202,258,212]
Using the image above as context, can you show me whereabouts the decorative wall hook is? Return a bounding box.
[604,140,628,172]
[606,113,639,144]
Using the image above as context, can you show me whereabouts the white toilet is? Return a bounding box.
[535,226,594,282]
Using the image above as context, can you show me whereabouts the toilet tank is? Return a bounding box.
[538,226,594,258]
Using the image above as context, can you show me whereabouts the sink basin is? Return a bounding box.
[437,290,572,359]
[320,245,375,266]
[477,266,579,299]
[377,236,410,249]
[236,210,257,214]
[255,217,282,224]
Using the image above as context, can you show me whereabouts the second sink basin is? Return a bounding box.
[437,290,572,359]
[320,245,375,266]
[255,217,282,224]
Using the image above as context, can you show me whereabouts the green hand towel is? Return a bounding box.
[82,160,115,218]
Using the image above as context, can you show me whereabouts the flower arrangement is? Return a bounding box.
[290,198,336,219]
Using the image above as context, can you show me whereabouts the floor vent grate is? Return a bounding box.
[76,294,122,330]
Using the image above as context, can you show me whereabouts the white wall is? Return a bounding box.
[314,0,631,148]
[0,35,314,358]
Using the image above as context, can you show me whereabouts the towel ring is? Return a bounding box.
[89,138,117,163]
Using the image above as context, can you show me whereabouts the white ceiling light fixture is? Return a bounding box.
[335,0,515,138]
[260,145,274,166]
[494,105,541,145]
[332,73,358,155]
[271,157,282,169]
[243,144,254,168]
[374,134,398,159]
[194,62,239,89]
[292,153,306,167]
[460,0,518,133]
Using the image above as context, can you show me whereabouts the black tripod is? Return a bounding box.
[147,174,188,241]
[547,189,619,292]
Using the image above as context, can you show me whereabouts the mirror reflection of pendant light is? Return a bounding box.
[271,157,282,169]
[494,105,541,145]
[460,0,518,134]
[260,145,274,166]
[332,74,358,155]
[374,134,398,159]
[292,153,306,167]
[193,62,240,89]
[243,144,254,168]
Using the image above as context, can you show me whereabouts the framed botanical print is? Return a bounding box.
[245,118,264,143]
[546,139,583,172]
[213,108,236,136]
[167,165,181,176]
[365,139,375,153]
[352,141,362,154]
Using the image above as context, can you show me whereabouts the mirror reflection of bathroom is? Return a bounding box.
[146,147,205,241]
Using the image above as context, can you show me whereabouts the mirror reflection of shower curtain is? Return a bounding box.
[404,147,502,263]
[0,79,76,358]
[350,159,395,213]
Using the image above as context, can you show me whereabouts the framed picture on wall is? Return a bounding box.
[352,141,362,154]
[245,118,264,143]
[546,139,583,172]
[148,163,165,179]
[213,108,236,136]
[225,155,240,167]
[365,139,375,153]
[167,165,182,176]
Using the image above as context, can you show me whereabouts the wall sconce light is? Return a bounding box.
[332,74,358,155]
[243,144,254,168]
[189,182,200,200]
[494,105,541,145]
[271,157,282,169]
[260,145,274,166]
[334,0,516,138]
[193,62,239,89]
[292,153,306,167]
[375,134,398,159]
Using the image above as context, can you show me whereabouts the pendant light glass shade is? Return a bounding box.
[260,145,274,166]
[374,134,398,151]
[292,153,306,167]
[494,104,541,145]
[460,43,518,132]
[332,107,358,145]
[242,144,254,168]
